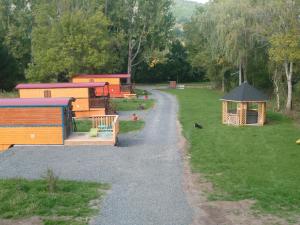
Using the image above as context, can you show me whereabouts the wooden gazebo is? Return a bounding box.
[220,82,268,126]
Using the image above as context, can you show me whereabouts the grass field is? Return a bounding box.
[76,120,145,133]
[0,178,109,225]
[167,88,300,217]
[133,89,152,96]
[111,99,155,111]
[0,91,18,98]
[119,120,145,133]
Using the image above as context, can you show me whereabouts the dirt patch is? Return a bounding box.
[0,217,42,225]
[176,121,293,225]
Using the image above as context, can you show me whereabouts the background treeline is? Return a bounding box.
[0,0,203,91]
[1,0,178,86]
[1,0,300,112]
[184,0,300,112]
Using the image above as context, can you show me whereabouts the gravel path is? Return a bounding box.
[0,89,193,225]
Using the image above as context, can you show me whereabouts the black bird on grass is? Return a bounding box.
[194,123,203,129]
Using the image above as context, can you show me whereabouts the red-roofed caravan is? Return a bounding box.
[72,74,133,98]
[16,82,110,118]
[0,98,74,151]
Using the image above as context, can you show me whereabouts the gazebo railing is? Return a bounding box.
[226,113,239,125]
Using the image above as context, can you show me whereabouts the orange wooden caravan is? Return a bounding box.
[0,98,74,151]
[72,74,133,98]
[16,82,110,118]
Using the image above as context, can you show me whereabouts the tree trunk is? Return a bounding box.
[284,61,293,112]
[105,0,108,16]
[222,75,225,92]
[243,61,247,83]
[272,68,280,111]
[127,39,132,84]
[239,62,243,85]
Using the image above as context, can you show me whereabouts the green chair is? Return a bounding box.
[89,128,98,137]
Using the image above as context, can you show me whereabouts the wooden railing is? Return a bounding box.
[227,113,239,125]
[120,84,133,93]
[91,115,119,145]
[89,97,108,109]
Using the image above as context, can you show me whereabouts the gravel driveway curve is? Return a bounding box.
[0,89,193,225]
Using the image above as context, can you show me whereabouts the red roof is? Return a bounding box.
[73,74,130,79]
[0,98,74,107]
[16,82,108,89]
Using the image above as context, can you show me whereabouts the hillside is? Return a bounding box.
[173,0,201,23]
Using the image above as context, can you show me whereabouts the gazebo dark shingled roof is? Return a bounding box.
[221,82,268,102]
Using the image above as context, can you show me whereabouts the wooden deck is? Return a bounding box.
[65,115,119,146]
[65,132,116,146]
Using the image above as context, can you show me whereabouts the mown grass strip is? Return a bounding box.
[111,99,154,111]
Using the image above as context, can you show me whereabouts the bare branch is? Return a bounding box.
[132,58,145,67]
[131,24,146,62]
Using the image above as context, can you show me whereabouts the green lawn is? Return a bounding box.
[75,120,145,133]
[133,89,152,96]
[167,88,300,217]
[0,178,109,225]
[0,91,18,98]
[111,99,155,111]
[119,120,145,133]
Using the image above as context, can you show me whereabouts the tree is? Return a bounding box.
[26,0,114,82]
[0,0,32,89]
[107,0,174,82]
[265,0,300,112]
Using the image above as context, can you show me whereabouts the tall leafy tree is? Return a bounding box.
[26,0,114,82]
[265,0,300,111]
[107,0,174,81]
[0,0,32,89]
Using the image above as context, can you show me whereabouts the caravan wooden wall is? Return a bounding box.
[0,107,65,148]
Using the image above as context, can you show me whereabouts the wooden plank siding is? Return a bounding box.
[72,99,90,111]
[72,77,120,85]
[75,109,106,118]
[19,88,89,98]
[18,88,108,116]
[72,78,126,98]
[0,108,62,125]
[0,127,64,145]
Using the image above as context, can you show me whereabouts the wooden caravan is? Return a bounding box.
[0,98,74,151]
[221,82,268,126]
[72,74,133,98]
[16,82,110,118]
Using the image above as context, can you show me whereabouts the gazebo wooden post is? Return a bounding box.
[257,102,266,126]
[238,102,247,126]
[263,102,267,124]
[222,101,228,124]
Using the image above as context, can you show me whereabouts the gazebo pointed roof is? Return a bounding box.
[221,82,268,102]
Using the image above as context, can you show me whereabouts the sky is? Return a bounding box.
[188,0,209,3]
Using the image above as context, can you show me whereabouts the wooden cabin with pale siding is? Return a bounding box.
[72,74,133,98]
[16,82,110,118]
[0,98,74,151]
